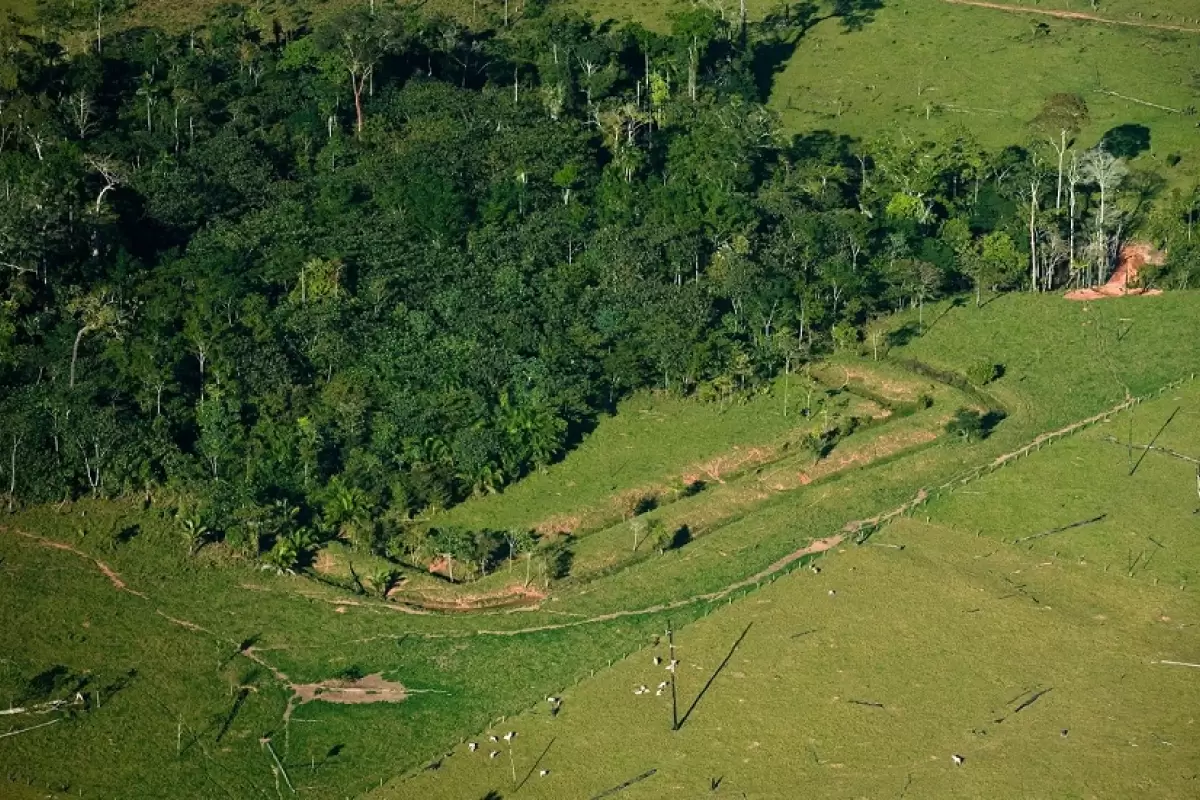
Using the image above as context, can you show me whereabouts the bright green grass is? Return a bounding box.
[430,375,825,536]
[374,385,1200,798]
[897,290,1200,433]
[971,0,1200,24]
[0,504,710,799]
[378,514,1199,798]
[769,0,1200,184]
[930,380,1200,587]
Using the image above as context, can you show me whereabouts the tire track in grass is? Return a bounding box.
[940,0,1200,34]
[5,528,148,598]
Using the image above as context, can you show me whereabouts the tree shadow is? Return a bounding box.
[923,297,965,335]
[752,37,800,102]
[980,410,1007,439]
[752,1,885,101]
[676,622,753,730]
[1100,124,1151,159]
[514,736,556,792]
[886,322,921,348]
[114,524,140,544]
[215,687,250,742]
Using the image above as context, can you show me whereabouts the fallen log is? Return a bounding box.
[1012,514,1107,544]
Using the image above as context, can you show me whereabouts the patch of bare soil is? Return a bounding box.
[818,365,930,404]
[400,584,547,612]
[942,0,1200,33]
[533,514,582,536]
[682,445,778,486]
[1066,243,1166,301]
[289,674,407,707]
[683,429,938,535]
[6,529,148,599]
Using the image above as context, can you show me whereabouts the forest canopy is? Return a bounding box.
[1,0,1197,573]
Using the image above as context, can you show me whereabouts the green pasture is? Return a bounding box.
[377,391,1200,800]
[931,381,1200,588]
[769,0,1200,183]
[2,293,1197,798]
[896,290,1200,434]
[430,375,824,537]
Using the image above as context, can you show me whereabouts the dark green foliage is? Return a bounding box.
[0,0,1149,573]
[966,360,1002,387]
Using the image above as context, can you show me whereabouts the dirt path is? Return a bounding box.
[941,0,1200,34]
[1065,243,1165,301]
[5,528,148,598]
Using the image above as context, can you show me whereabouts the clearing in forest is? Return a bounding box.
[378,384,1200,799]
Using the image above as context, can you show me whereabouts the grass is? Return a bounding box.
[895,291,1200,433]
[372,384,1200,799]
[430,375,827,537]
[769,0,1200,185]
[0,503,710,799]
[4,290,1198,798]
[932,382,1200,588]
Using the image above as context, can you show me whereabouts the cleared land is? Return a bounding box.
[3,291,1198,798]
[374,382,1200,799]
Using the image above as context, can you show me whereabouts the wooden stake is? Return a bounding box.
[667,621,678,731]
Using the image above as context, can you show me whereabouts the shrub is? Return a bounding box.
[945,408,984,442]
[801,428,838,459]
[966,359,1002,387]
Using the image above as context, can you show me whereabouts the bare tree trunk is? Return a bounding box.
[1028,180,1040,291]
[688,38,698,101]
[70,327,89,389]
[7,434,19,511]
[351,72,365,134]
[1054,130,1066,210]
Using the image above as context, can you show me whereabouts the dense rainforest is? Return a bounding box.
[1,0,1197,575]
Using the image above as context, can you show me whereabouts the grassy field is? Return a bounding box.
[374,381,1200,799]
[770,0,1200,183]
[429,375,829,537]
[4,292,1197,798]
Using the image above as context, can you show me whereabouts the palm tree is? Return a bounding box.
[178,515,209,555]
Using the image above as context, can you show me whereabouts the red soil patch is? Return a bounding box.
[1065,244,1165,301]
[6,529,148,599]
[942,0,1200,34]
[289,673,407,707]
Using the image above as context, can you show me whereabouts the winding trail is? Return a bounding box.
[940,0,1200,34]
[7,529,148,598]
[4,378,1185,648]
